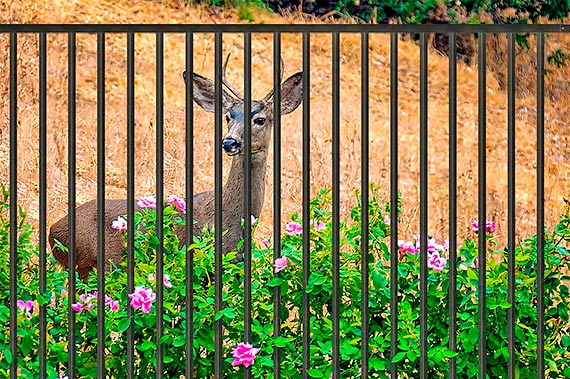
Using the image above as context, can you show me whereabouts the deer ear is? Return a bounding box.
[278,72,303,115]
[185,71,233,113]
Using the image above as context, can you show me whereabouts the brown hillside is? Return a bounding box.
[0,0,569,249]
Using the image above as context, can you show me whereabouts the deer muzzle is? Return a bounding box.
[222,137,242,156]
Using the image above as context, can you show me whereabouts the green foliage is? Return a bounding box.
[2,185,570,377]
[461,0,570,23]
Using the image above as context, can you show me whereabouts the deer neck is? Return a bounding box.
[222,152,268,219]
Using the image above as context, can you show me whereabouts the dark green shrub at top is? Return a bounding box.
[1,185,570,378]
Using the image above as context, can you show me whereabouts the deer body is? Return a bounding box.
[49,58,303,281]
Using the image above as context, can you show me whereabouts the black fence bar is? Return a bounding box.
[243,31,253,379]
[185,31,195,379]
[419,32,429,379]
[389,31,399,379]
[477,33,487,379]
[67,31,77,379]
[214,31,223,379]
[155,31,165,378]
[360,30,370,379]
[38,31,48,379]
[507,32,516,379]
[0,23,566,33]
[448,31,458,379]
[302,31,311,379]
[9,31,18,379]
[331,31,341,379]
[126,31,136,379]
[96,31,106,379]
[536,32,545,379]
[272,31,282,379]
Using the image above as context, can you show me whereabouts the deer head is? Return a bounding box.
[183,54,303,160]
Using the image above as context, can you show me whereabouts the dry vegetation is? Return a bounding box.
[0,0,569,249]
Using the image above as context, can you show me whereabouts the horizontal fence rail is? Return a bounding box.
[0,23,568,33]
[1,24,567,379]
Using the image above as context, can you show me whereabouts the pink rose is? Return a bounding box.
[398,240,419,255]
[137,195,156,209]
[148,272,173,289]
[128,286,156,313]
[167,195,186,214]
[274,256,289,273]
[427,252,447,272]
[471,219,496,234]
[311,219,326,232]
[17,299,34,319]
[285,221,303,235]
[231,342,261,368]
[111,216,128,233]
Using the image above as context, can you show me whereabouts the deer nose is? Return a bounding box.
[222,137,242,155]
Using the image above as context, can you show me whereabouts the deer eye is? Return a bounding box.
[253,117,266,126]
[225,115,231,123]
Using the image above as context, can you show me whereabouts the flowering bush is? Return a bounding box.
[1,185,570,378]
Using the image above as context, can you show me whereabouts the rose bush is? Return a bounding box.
[1,185,570,378]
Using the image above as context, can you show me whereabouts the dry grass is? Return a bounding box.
[0,0,569,249]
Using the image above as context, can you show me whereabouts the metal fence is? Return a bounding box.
[2,23,569,379]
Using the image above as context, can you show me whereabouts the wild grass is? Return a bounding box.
[0,0,569,249]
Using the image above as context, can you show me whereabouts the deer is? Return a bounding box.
[49,55,303,281]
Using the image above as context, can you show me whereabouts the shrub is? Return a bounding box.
[1,186,570,378]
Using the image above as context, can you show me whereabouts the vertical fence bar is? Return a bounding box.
[507,32,516,379]
[243,31,253,379]
[536,32,545,379]
[272,31,282,379]
[96,31,106,379]
[302,31,311,379]
[390,32,399,379]
[331,31,341,379]
[214,31,223,379]
[67,31,77,379]
[126,31,136,379]
[419,32,429,379]
[185,31,195,379]
[38,31,48,379]
[448,32,458,379]
[9,31,18,379]
[155,31,165,378]
[477,32,487,379]
[360,31,370,379]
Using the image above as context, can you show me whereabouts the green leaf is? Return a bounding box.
[273,336,289,348]
[267,278,284,287]
[36,294,48,306]
[443,349,459,358]
[308,273,327,286]
[117,318,131,333]
[391,352,406,363]
[223,307,236,319]
[173,335,186,347]
[372,271,384,290]
[4,347,13,364]
[306,369,324,378]
[138,340,155,352]
[214,311,224,321]
[261,358,275,367]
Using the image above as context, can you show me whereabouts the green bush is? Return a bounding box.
[1,186,570,378]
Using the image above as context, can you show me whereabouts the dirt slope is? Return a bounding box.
[1,0,569,248]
